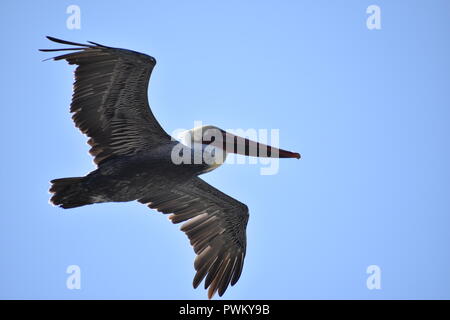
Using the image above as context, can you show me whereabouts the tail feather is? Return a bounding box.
[49,177,92,209]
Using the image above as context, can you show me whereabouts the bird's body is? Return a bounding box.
[41,37,300,298]
[51,142,209,207]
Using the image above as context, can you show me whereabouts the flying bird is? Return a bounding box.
[40,36,300,299]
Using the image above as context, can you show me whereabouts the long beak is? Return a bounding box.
[214,130,300,159]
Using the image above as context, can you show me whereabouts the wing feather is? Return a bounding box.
[40,36,171,165]
[138,177,249,298]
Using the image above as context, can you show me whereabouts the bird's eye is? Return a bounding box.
[203,135,215,144]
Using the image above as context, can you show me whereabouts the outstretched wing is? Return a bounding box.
[138,177,249,299]
[40,36,171,165]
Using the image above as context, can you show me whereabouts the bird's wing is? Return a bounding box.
[40,36,172,165]
[138,177,249,299]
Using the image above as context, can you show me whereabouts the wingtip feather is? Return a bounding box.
[45,36,90,47]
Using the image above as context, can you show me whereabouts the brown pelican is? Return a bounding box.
[40,37,300,298]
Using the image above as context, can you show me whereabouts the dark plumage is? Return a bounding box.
[41,36,299,299]
[41,37,249,298]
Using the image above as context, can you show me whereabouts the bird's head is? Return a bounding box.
[178,125,300,168]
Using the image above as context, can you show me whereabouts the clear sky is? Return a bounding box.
[1,0,450,299]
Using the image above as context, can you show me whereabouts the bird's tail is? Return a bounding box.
[49,177,93,209]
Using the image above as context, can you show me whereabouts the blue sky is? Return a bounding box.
[1,0,450,299]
